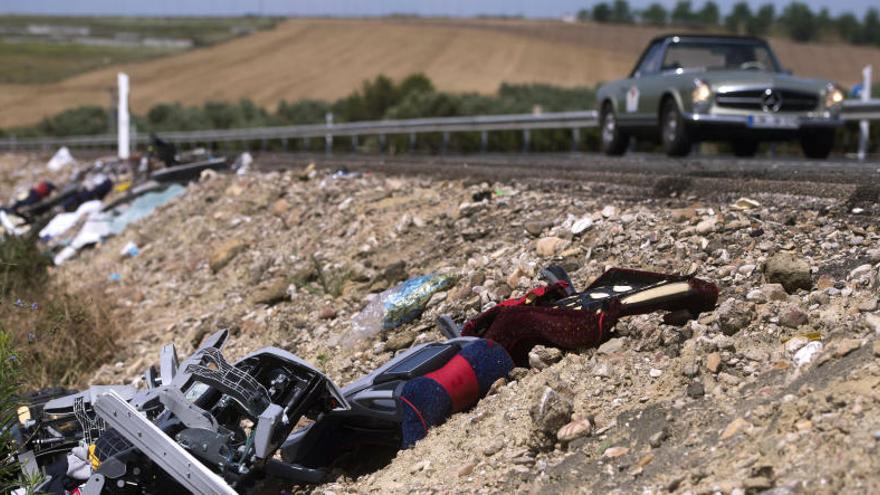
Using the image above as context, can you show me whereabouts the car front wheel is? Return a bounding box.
[661,100,692,157]
[600,104,629,156]
[800,129,835,159]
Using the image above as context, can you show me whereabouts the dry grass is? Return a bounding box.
[0,235,123,388]
[1,17,878,128]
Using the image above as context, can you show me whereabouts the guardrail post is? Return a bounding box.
[325,112,334,155]
[522,129,530,153]
[480,131,488,153]
[571,128,580,152]
[379,134,386,153]
[281,138,288,152]
[303,137,310,151]
[858,65,872,161]
[441,132,449,154]
[351,135,358,153]
[409,132,417,152]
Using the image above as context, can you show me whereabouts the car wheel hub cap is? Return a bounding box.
[603,114,616,145]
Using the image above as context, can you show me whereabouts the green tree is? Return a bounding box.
[671,1,695,25]
[576,8,590,21]
[610,0,634,23]
[748,4,776,35]
[863,9,880,45]
[592,2,612,22]
[781,2,819,42]
[724,1,752,34]
[835,13,861,43]
[698,1,721,25]
[275,99,330,125]
[36,105,109,137]
[641,3,668,26]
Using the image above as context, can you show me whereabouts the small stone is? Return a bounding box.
[509,367,529,380]
[720,417,750,440]
[530,387,573,436]
[873,340,880,357]
[249,278,290,306]
[762,283,789,302]
[270,199,290,216]
[865,313,880,334]
[738,264,756,276]
[536,236,567,257]
[557,419,592,443]
[706,352,722,373]
[648,430,667,448]
[816,275,835,290]
[695,217,717,234]
[385,331,416,351]
[571,217,593,235]
[488,377,507,395]
[482,440,503,456]
[649,368,663,378]
[528,345,563,370]
[525,220,552,236]
[597,338,625,354]
[849,264,873,280]
[593,362,612,378]
[601,205,617,218]
[209,238,249,273]
[603,446,629,458]
[670,207,696,222]
[686,381,705,398]
[793,341,823,366]
[779,305,808,328]
[318,306,337,319]
[834,338,862,358]
[716,298,754,335]
[743,477,773,491]
[746,289,768,303]
[857,299,878,312]
[765,253,812,293]
[457,462,476,477]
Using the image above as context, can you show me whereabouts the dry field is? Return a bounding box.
[2,17,879,128]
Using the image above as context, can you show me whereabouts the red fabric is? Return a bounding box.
[462,301,621,366]
[424,354,480,412]
[34,182,51,198]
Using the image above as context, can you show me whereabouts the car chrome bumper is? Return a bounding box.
[682,112,843,128]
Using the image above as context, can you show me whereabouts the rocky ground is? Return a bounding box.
[3,152,880,494]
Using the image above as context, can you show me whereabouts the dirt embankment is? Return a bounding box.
[8,152,868,494]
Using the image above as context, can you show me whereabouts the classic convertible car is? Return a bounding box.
[596,34,845,158]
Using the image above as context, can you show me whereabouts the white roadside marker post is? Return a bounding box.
[118,72,130,160]
[858,65,871,161]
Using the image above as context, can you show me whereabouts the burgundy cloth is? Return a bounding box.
[462,300,620,366]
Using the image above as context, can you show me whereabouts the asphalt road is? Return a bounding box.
[255,152,880,200]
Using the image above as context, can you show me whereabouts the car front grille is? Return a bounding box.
[715,89,819,112]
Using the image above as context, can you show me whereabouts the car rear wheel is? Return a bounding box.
[800,129,835,159]
[731,139,759,157]
[600,104,629,156]
[661,100,692,157]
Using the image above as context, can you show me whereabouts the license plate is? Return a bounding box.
[747,114,799,129]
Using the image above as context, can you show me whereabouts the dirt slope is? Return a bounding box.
[1,18,879,128]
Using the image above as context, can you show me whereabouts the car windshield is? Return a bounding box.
[661,40,780,73]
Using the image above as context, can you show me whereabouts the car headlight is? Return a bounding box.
[692,79,712,110]
[824,84,844,109]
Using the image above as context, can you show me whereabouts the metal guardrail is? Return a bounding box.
[0,101,877,151]
[0,111,598,150]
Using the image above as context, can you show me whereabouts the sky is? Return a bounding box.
[0,0,875,18]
